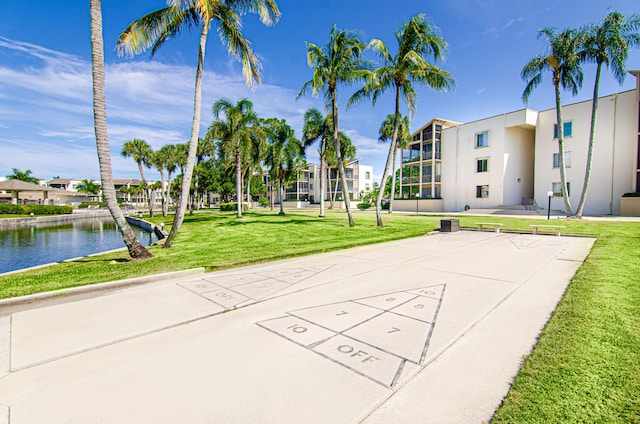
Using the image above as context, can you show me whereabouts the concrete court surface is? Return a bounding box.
[0,230,595,423]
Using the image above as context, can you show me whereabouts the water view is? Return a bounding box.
[0,217,158,274]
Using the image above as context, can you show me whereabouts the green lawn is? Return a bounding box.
[1,209,638,422]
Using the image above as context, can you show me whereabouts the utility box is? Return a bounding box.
[440,219,459,232]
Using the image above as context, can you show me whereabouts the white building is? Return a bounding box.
[397,71,640,216]
[284,160,373,203]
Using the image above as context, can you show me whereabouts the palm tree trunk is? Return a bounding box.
[236,143,243,218]
[555,82,573,216]
[137,161,153,217]
[246,168,252,210]
[159,168,166,218]
[576,62,602,218]
[318,143,325,217]
[89,0,152,259]
[389,146,398,214]
[330,90,355,226]
[279,178,285,215]
[164,23,209,247]
[375,86,401,227]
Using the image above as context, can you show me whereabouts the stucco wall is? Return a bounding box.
[534,90,636,215]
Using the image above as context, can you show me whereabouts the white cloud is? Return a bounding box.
[0,36,318,181]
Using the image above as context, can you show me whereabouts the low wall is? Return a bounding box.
[125,216,167,240]
[620,196,640,217]
[391,199,445,213]
[0,210,111,229]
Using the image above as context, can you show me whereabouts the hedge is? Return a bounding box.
[357,203,372,210]
[0,204,73,215]
[220,202,247,212]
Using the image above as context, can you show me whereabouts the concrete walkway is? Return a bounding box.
[0,230,594,423]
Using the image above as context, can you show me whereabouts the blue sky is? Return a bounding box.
[1,0,639,183]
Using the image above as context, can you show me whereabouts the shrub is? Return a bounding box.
[0,204,72,215]
[621,192,640,197]
[78,201,104,209]
[357,203,372,210]
[257,197,269,207]
[220,202,247,212]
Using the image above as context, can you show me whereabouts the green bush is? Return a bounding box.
[0,204,73,215]
[220,202,247,212]
[357,203,372,210]
[257,197,269,207]
[78,201,104,209]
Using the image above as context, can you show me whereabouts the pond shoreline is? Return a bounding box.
[0,209,112,228]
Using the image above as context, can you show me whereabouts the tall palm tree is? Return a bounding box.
[348,14,455,227]
[378,113,411,213]
[6,168,39,184]
[263,118,304,215]
[323,128,355,208]
[522,27,584,217]
[149,150,167,216]
[297,26,368,227]
[117,0,280,247]
[575,11,640,218]
[121,138,154,215]
[156,144,180,216]
[89,0,152,259]
[208,98,263,218]
[301,108,345,216]
[244,122,267,210]
[191,137,214,213]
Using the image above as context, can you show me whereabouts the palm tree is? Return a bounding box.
[76,179,102,200]
[263,118,304,214]
[89,0,152,259]
[297,26,368,227]
[378,113,411,213]
[301,108,342,216]
[244,123,267,210]
[324,128,355,208]
[149,150,168,215]
[121,138,154,215]
[208,98,264,218]
[6,168,39,184]
[575,11,640,218]
[191,137,214,213]
[522,27,584,217]
[117,0,280,247]
[155,144,180,216]
[348,14,455,227]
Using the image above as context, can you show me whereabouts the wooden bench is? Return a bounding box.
[475,222,503,233]
[529,224,566,236]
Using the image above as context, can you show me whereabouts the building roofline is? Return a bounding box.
[536,89,635,114]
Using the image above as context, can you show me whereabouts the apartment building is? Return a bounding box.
[285,160,373,203]
[396,72,639,216]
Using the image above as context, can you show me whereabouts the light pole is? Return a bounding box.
[546,190,553,220]
[415,192,420,215]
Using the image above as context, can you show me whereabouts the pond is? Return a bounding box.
[0,217,158,274]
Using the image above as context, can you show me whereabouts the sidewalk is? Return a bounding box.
[0,230,595,423]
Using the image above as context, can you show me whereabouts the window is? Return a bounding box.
[553,122,573,138]
[552,152,572,168]
[552,182,571,197]
[365,171,370,180]
[476,158,488,173]
[422,165,432,181]
[476,132,489,148]
[309,172,314,179]
[422,142,433,160]
[476,185,489,198]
